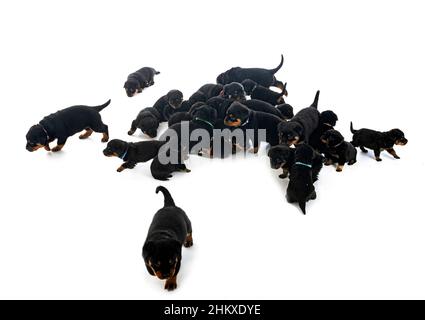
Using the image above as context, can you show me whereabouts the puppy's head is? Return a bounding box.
[124,80,139,97]
[216,72,228,85]
[192,105,218,125]
[320,110,338,127]
[25,125,49,152]
[143,240,181,280]
[320,129,344,147]
[222,82,246,101]
[189,102,206,115]
[276,104,294,120]
[268,145,294,169]
[241,79,257,95]
[224,102,250,127]
[166,90,184,109]
[389,129,408,145]
[294,143,314,164]
[103,139,128,157]
[278,121,304,146]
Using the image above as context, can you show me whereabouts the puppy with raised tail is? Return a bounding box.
[143,186,193,291]
[350,122,408,161]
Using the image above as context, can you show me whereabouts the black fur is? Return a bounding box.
[242,79,288,105]
[222,82,246,101]
[167,102,205,127]
[103,139,165,172]
[128,107,162,138]
[350,122,408,161]
[25,100,110,152]
[188,83,223,106]
[321,129,357,172]
[309,110,339,153]
[275,104,294,120]
[278,91,320,145]
[124,67,159,97]
[268,144,323,180]
[224,102,282,152]
[142,186,193,291]
[216,55,286,91]
[152,90,185,122]
[286,144,320,215]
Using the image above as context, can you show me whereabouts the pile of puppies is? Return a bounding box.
[25,55,408,290]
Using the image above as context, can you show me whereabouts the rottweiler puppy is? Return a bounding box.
[242,79,288,105]
[216,54,286,92]
[167,102,205,127]
[222,82,246,101]
[188,83,223,106]
[25,100,110,152]
[150,149,191,181]
[103,139,166,172]
[309,110,339,153]
[143,186,193,291]
[350,122,408,161]
[276,103,294,120]
[153,90,185,122]
[128,107,162,138]
[321,129,357,172]
[278,91,321,146]
[224,102,282,153]
[268,144,323,180]
[286,144,320,215]
[124,67,160,97]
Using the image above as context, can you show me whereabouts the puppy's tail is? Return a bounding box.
[269,54,284,74]
[92,99,111,112]
[154,69,160,75]
[350,121,357,134]
[156,186,175,207]
[310,90,320,109]
[299,201,307,215]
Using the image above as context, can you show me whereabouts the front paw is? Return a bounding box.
[164,279,177,291]
[394,155,400,159]
[117,166,125,172]
[336,165,344,172]
[44,145,51,151]
[51,145,63,152]
[375,157,382,162]
[127,130,135,136]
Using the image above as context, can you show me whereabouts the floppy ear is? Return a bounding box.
[143,241,155,257]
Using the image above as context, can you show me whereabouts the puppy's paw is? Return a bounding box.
[51,145,63,152]
[394,155,400,159]
[375,157,382,162]
[101,133,109,143]
[184,234,193,248]
[44,145,51,151]
[117,166,125,173]
[279,172,288,179]
[164,279,177,291]
[127,130,135,136]
[183,168,191,173]
[336,165,344,172]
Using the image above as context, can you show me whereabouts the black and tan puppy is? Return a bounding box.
[224,102,282,152]
[309,110,339,153]
[150,148,191,181]
[350,122,408,161]
[268,144,323,180]
[25,100,110,152]
[188,83,223,106]
[286,144,320,215]
[321,129,357,172]
[103,139,166,172]
[242,79,288,105]
[124,67,160,97]
[128,107,162,138]
[153,90,185,122]
[143,186,193,291]
[216,54,286,91]
[278,91,321,146]
[222,82,246,101]
[275,103,294,120]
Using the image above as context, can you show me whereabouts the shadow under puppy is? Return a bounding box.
[103,139,166,172]
[278,91,321,146]
[216,54,286,91]
[26,100,110,152]
[224,101,282,153]
[309,110,339,153]
[124,67,160,97]
[143,186,193,291]
[350,122,408,161]
[268,144,323,180]
[242,79,288,105]
[286,144,321,215]
[321,129,357,172]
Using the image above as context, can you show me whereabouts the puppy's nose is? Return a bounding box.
[26,146,34,152]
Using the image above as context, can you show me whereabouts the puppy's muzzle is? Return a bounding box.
[396,138,408,145]
[224,116,242,127]
[103,149,118,157]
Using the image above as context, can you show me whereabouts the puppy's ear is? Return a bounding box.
[143,241,156,256]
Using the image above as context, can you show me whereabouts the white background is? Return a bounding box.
[1,0,424,299]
